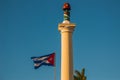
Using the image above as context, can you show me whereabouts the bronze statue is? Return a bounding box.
[62,3,71,21]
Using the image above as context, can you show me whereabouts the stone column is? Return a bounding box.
[58,23,75,80]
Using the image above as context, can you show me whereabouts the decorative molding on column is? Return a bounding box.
[58,23,76,33]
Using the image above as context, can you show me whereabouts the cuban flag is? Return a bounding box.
[31,53,55,69]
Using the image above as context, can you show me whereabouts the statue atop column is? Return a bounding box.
[63,3,71,21]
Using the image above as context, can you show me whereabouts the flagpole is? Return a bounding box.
[54,53,56,80]
[54,66,56,80]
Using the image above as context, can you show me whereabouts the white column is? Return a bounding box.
[58,23,75,80]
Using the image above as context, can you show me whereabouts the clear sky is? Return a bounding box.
[0,0,120,80]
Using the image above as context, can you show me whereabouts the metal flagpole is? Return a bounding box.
[54,53,56,80]
[54,66,56,80]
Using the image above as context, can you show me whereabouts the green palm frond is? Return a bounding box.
[74,75,78,80]
[75,70,82,78]
[74,68,86,80]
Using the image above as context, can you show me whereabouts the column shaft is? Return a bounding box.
[61,30,73,80]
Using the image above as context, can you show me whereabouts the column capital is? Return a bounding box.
[58,23,76,33]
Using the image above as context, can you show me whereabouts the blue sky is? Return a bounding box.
[0,0,120,80]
